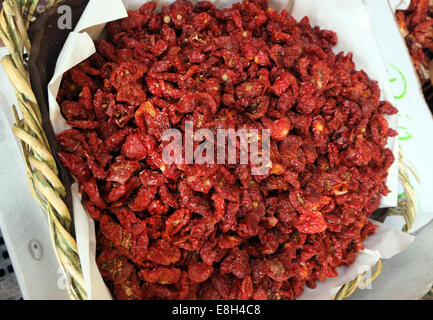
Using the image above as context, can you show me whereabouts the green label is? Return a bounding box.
[386,63,407,100]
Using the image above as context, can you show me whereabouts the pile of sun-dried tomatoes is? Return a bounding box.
[397,0,433,86]
[56,0,398,300]
[397,0,433,109]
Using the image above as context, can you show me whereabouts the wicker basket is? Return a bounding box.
[0,0,418,300]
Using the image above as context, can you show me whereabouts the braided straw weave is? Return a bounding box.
[0,0,417,301]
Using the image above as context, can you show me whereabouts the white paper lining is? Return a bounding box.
[47,0,410,300]
[389,0,410,11]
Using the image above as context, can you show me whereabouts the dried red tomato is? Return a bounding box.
[56,0,397,300]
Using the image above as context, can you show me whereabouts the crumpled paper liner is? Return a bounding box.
[47,0,411,300]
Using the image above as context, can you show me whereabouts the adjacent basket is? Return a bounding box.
[0,0,418,300]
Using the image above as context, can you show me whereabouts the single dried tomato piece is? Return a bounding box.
[238,276,253,300]
[106,183,128,203]
[220,247,251,279]
[79,60,101,77]
[143,106,171,141]
[145,215,164,240]
[105,128,134,153]
[146,77,163,97]
[139,170,165,187]
[97,40,117,61]
[110,61,148,89]
[114,271,142,300]
[139,267,181,285]
[130,186,157,212]
[117,83,147,107]
[211,174,240,202]
[148,200,170,215]
[83,199,103,221]
[67,120,100,129]
[186,175,213,193]
[311,61,330,90]
[378,101,399,115]
[56,129,89,157]
[158,185,181,208]
[219,201,239,233]
[191,11,212,31]
[296,211,328,234]
[164,209,192,239]
[120,10,146,30]
[199,236,218,265]
[265,259,291,282]
[236,80,264,99]
[106,159,141,185]
[188,262,213,283]
[218,234,242,249]
[199,281,223,300]
[100,215,129,253]
[147,239,181,265]
[258,231,279,255]
[60,101,87,121]
[58,152,91,183]
[210,272,232,299]
[152,39,169,56]
[209,193,225,225]
[270,118,291,141]
[178,180,211,215]
[82,178,107,209]
[121,133,148,161]
[177,271,190,300]
[272,72,298,96]
[254,50,270,66]
[246,96,269,120]
[139,1,157,16]
[69,68,97,92]
[97,248,135,284]
[88,132,112,167]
